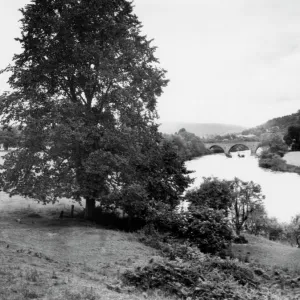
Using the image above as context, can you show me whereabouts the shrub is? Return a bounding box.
[233,235,248,244]
[185,177,233,213]
[259,156,287,171]
[140,233,207,263]
[93,206,146,231]
[148,205,233,254]
[172,207,233,254]
[122,256,266,300]
[206,256,257,286]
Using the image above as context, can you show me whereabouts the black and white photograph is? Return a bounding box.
[1,1,300,299]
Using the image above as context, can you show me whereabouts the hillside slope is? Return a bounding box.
[242,110,300,137]
[0,194,168,300]
[159,122,247,137]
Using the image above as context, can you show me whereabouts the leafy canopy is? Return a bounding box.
[284,125,300,151]
[0,0,191,214]
[185,177,233,213]
[185,177,265,236]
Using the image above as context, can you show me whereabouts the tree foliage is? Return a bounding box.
[230,178,265,236]
[163,128,209,160]
[242,109,300,138]
[260,133,288,156]
[244,203,268,235]
[0,126,20,150]
[185,177,233,214]
[0,0,191,219]
[284,125,300,151]
[185,177,265,236]
[285,214,300,247]
[176,207,233,254]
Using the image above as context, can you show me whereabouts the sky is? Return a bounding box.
[1,1,300,127]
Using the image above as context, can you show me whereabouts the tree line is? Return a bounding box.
[163,128,210,160]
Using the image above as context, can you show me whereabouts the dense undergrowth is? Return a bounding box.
[122,231,289,299]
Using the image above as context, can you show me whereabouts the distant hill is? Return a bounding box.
[159,122,247,137]
[242,110,300,137]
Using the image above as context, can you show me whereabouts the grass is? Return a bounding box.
[1,146,300,298]
[232,233,300,274]
[2,196,300,299]
[127,231,300,299]
[0,193,174,300]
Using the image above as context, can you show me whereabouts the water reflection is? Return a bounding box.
[185,151,300,222]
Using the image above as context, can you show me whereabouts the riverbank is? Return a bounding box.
[2,193,300,299]
[186,153,300,222]
[259,152,300,175]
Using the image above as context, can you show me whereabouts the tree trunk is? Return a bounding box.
[85,198,95,220]
[71,205,74,218]
[235,223,241,236]
[297,235,300,248]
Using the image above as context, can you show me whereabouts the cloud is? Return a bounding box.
[1,0,300,127]
[134,0,300,126]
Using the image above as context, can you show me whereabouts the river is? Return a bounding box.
[1,150,299,222]
[185,151,300,223]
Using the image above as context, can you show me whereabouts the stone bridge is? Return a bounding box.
[205,141,262,155]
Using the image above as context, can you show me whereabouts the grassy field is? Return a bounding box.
[3,196,300,299]
[3,152,300,299]
[232,233,300,273]
[0,193,174,300]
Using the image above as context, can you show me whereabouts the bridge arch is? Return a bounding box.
[205,141,261,155]
[209,145,225,153]
[228,144,250,153]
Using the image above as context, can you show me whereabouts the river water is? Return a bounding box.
[1,150,299,222]
[185,151,300,223]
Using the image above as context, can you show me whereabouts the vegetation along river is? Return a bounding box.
[186,151,300,223]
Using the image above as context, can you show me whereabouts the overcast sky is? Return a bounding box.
[1,1,300,127]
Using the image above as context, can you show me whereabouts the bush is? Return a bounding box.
[185,177,233,213]
[147,205,233,254]
[93,206,146,231]
[259,156,287,171]
[122,256,267,300]
[169,207,233,254]
[233,235,248,244]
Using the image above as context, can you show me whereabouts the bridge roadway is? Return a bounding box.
[205,141,262,155]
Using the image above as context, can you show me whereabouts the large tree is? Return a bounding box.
[0,0,190,219]
[260,133,288,156]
